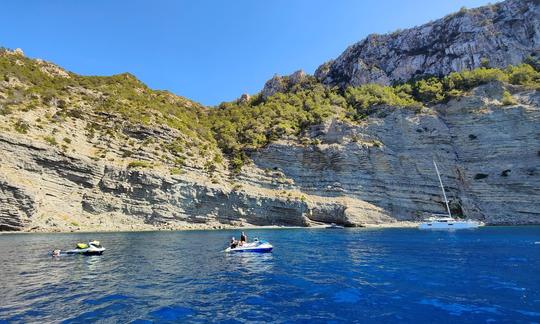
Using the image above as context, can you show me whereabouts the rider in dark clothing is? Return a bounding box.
[230,237,238,249]
[240,232,247,245]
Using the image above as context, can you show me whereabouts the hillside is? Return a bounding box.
[1,0,540,232]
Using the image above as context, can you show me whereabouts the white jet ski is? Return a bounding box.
[61,241,106,256]
[225,239,273,253]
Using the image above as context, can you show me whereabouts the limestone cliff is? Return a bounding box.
[0,133,345,232]
[315,0,540,88]
[2,81,538,231]
[251,83,540,225]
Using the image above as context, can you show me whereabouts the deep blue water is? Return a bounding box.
[0,227,539,323]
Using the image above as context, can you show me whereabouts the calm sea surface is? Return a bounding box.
[0,227,539,323]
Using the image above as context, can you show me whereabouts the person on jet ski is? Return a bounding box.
[240,232,247,246]
[230,237,239,249]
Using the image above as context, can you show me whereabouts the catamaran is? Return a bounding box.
[419,161,483,230]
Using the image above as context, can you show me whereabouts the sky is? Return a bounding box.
[0,0,495,106]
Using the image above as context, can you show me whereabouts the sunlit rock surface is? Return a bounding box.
[315,0,540,88]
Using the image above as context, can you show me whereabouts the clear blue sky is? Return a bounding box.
[1,0,494,106]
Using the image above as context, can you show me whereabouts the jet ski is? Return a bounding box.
[63,241,105,256]
[225,239,273,253]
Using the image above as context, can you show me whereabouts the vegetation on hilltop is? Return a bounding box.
[0,50,215,146]
[208,81,344,171]
[0,49,222,173]
[208,61,540,171]
[1,48,539,174]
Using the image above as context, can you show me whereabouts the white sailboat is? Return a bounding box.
[419,161,483,230]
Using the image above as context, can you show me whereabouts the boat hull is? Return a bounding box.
[228,247,273,253]
[65,247,106,255]
[225,242,273,253]
[419,221,482,230]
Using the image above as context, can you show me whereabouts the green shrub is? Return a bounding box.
[0,105,12,115]
[22,103,36,112]
[507,64,540,87]
[173,157,185,166]
[445,67,507,89]
[204,160,217,173]
[311,138,321,145]
[67,108,84,119]
[14,119,30,134]
[230,153,246,174]
[501,90,517,106]
[524,56,540,72]
[170,167,183,175]
[44,135,57,146]
[345,83,419,111]
[166,140,185,155]
[213,154,223,165]
[231,183,243,191]
[127,160,152,169]
[413,78,445,103]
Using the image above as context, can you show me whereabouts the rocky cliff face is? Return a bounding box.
[0,133,344,232]
[315,0,540,88]
[251,83,540,225]
[3,82,536,231]
[1,0,539,232]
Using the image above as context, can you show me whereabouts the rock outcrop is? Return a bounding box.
[315,0,540,88]
[0,178,35,231]
[261,70,308,99]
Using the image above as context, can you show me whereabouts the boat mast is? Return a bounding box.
[433,160,452,218]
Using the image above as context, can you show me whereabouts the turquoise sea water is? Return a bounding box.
[0,227,539,323]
